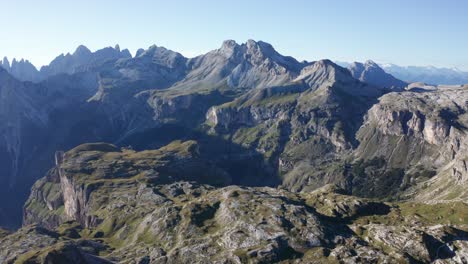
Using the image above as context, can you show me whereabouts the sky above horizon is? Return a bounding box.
[1,0,467,70]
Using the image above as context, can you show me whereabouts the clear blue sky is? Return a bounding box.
[1,0,467,70]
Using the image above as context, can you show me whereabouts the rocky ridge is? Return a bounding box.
[355,86,468,201]
[347,60,408,90]
[0,40,466,234]
[9,142,467,263]
[0,45,131,83]
[1,57,42,82]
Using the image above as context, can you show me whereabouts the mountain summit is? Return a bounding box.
[175,39,304,90]
[40,44,132,77]
[0,57,41,82]
[348,60,407,90]
[0,39,466,263]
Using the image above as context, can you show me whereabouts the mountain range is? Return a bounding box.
[338,61,468,85]
[4,46,468,86]
[1,45,131,83]
[0,40,466,263]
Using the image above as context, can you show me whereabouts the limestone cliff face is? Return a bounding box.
[206,98,291,131]
[0,68,104,228]
[22,168,64,229]
[58,162,94,226]
[206,71,468,200]
[145,89,230,127]
[19,157,468,264]
[23,141,233,229]
[1,40,466,231]
[18,141,468,263]
[355,87,468,200]
[206,61,384,192]
[175,39,304,91]
[0,40,396,228]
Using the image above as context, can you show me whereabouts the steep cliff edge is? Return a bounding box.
[24,141,232,227]
[15,142,468,263]
[206,60,385,192]
[205,70,467,201]
[1,40,467,231]
[354,86,467,201]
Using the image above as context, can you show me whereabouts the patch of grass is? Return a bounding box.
[398,202,468,225]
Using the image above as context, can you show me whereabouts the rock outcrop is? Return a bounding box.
[355,86,468,201]
[1,45,131,83]
[348,60,407,90]
[0,67,102,227]
[0,225,111,263]
[0,40,466,230]
[206,60,385,192]
[0,40,467,263]
[1,57,42,82]
[15,144,468,263]
[40,45,131,78]
[173,39,304,91]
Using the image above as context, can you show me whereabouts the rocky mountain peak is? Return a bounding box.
[0,40,467,262]
[0,57,41,82]
[120,48,132,58]
[291,59,385,98]
[349,60,381,74]
[177,39,304,90]
[315,59,339,67]
[1,57,10,70]
[40,44,132,78]
[245,39,276,56]
[216,39,300,69]
[73,45,92,57]
[137,45,187,69]
[135,48,145,57]
[140,45,161,55]
[217,39,241,58]
[364,59,379,67]
[296,59,354,85]
[221,39,239,49]
[348,60,407,90]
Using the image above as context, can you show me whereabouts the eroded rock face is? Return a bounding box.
[24,141,232,227]
[204,80,468,203]
[40,45,131,78]
[348,60,407,90]
[23,168,64,229]
[355,86,468,201]
[22,142,332,262]
[0,57,42,82]
[176,39,304,91]
[206,60,384,192]
[18,142,468,263]
[0,40,466,231]
[0,225,111,264]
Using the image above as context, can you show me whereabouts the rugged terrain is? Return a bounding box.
[1,142,464,263]
[0,40,467,263]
